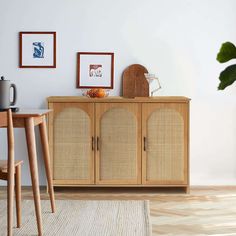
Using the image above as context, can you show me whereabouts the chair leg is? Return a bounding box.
[15,165,21,228]
[7,163,14,236]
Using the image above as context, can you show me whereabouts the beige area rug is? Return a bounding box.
[0,200,151,236]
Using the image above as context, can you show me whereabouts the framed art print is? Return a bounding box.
[77,52,114,88]
[19,32,56,68]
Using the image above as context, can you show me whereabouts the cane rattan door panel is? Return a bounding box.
[96,103,141,184]
[142,103,188,185]
[50,103,94,185]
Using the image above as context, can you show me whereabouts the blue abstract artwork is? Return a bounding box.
[33,42,44,58]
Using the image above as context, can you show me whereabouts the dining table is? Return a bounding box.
[12,109,55,236]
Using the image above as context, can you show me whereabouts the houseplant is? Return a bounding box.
[217,42,236,90]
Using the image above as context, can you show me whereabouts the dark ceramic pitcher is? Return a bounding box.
[0,76,17,110]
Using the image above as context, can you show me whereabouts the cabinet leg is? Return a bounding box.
[185,186,190,194]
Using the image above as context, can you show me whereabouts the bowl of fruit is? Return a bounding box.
[82,88,109,98]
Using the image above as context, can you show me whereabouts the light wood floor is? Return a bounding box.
[1,186,236,235]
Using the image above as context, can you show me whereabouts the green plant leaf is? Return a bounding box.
[218,64,236,90]
[217,42,236,63]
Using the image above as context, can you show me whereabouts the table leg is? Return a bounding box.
[25,117,43,236]
[7,109,15,236]
[39,116,55,213]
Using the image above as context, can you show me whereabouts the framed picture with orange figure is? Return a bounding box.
[77,52,114,88]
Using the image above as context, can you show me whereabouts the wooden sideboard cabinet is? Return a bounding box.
[47,96,190,192]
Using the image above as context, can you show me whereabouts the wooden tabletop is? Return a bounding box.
[12,109,52,118]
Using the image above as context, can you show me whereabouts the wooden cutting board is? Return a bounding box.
[122,64,149,98]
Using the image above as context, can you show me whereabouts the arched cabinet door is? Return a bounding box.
[95,103,141,184]
[49,103,94,185]
[142,103,189,185]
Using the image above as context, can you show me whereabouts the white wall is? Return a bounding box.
[0,0,236,186]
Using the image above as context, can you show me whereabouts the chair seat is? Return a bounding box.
[0,160,23,173]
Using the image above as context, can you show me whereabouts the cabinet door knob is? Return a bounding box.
[144,137,147,151]
[92,136,95,151]
[97,137,99,151]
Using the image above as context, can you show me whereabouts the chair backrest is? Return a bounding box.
[0,110,8,127]
[0,109,14,170]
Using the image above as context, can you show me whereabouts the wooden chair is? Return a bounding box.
[0,160,23,229]
[0,109,23,236]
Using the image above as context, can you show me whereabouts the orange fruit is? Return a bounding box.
[97,88,105,98]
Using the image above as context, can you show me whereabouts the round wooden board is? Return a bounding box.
[122,64,149,98]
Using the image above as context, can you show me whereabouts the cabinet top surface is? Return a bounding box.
[47,96,190,103]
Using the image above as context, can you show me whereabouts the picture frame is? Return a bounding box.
[77,52,114,88]
[19,32,56,68]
